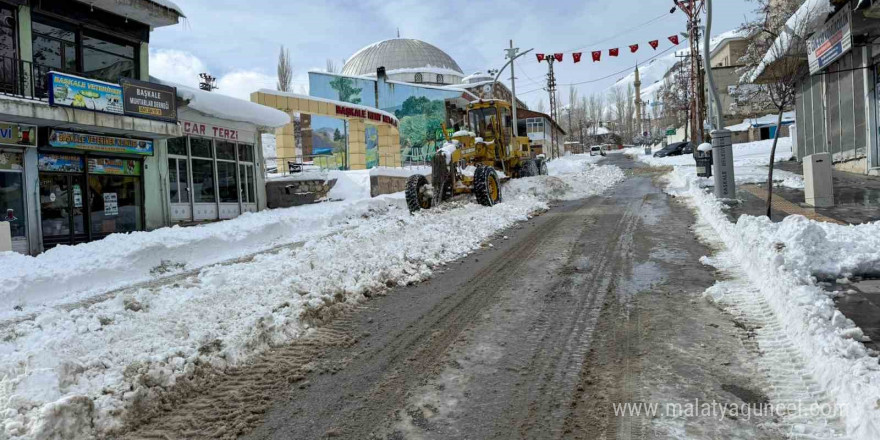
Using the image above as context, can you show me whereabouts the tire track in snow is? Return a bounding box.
[708,256,851,440]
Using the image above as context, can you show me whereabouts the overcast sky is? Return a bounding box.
[150,0,757,108]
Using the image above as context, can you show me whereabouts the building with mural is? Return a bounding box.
[307,38,533,167]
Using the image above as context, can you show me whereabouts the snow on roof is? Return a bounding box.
[153,78,290,129]
[746,0,834,82]
[725,111,796,131]
[376,65,465,78]
[257,89,399,124]
[147,0,184,16]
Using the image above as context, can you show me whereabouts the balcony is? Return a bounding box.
[0,56,64,102]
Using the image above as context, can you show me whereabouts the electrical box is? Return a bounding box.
[804,153,834,208]
[0,222,11,253]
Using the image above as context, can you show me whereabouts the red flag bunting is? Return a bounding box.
[591,51,601,62]
[572,52,582,63]
[536,53,545,62]
[609,48,619,57]
[649,40,659,50]
[629,44,639,53]
[554,53,563,62]
[668,35,680,45]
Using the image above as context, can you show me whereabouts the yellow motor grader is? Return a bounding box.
[405,99,548,213]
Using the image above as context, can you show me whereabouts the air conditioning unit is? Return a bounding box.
[804,153,834,208]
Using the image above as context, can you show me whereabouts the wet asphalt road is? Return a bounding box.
[128,154,780,440]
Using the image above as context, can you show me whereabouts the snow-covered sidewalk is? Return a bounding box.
[0,155,620,439]
[665,165,880,439]
[627,138,805,189]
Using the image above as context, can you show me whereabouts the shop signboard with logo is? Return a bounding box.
[48,130,154,156]
[88,158,142,176]
[120,78,178,122]
[807,4,852,75]
[48,72,124,114]
[0,122,35,147]
[38,153,85,173]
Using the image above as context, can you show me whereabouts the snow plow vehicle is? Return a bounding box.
[405,99,547,213]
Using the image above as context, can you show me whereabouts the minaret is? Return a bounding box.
[634,65,643,136]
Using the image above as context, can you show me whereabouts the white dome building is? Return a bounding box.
[342,38,464,86]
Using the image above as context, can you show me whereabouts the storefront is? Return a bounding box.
[37,130,149,248]
[168,118,259,223]
[0,123,36,254]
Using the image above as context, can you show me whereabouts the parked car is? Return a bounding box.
[589,146,606,157]
[653,142,691,158]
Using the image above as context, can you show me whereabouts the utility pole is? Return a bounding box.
[538,55,559,159]
[505,41,521,138]
[674,0,707,144]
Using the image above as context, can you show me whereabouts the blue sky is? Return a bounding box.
[150,0,757,107]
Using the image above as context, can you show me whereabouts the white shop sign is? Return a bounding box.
[182,120,240,141]
[807,3,852,75]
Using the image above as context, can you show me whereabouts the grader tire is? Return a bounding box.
[538,160,549,176]
[405,174,431,213]
[520,160,538,178]
[474,166,502,207]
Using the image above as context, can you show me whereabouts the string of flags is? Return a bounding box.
[536,35,681,63]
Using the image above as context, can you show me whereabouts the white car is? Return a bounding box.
[589,146,606,157]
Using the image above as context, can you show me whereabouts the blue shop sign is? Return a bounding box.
[48,72,124,115]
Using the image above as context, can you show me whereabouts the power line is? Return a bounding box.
[517,44,680,95]
[563,11,674,53]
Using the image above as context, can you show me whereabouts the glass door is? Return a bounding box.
[39,174,86,248]
[0,150,26,253]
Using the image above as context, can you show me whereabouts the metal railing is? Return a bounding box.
[265,154,342,177]
[0,56,105,101]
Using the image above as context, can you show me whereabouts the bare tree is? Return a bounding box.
[277,45,293,92]
[326,59,338,74]
[535,99,546,113]
[740,0,813,218]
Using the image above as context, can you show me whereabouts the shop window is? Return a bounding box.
[191,158,216,203]
[216,161,238,203]
[168,157,189,204]
[414,73,423,83]
[32,18,77,72]
[88,171,143,236]
[216,140,236,160]
[167,137,188,156]
[190,137,213,158]
[83,34,136,83]
[238,143,254,163]
[32,14,139,85]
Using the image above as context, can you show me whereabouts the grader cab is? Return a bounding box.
[405,99,549,213]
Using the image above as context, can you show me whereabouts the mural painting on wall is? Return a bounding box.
[395,96,446,162]
[329,77,363,104]
[365,125,379,168]
[310,115,347,170]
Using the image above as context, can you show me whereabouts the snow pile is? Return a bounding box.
[154,79,290,129]
[0,161,625,439]
[666,169,880,439]
[327,169,371,201]
[439,141,459,164]
[635,138,804,189]
[262,133,277,161]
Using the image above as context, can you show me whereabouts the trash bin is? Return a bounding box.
[695,143,713,178]
[644,146,651,155]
